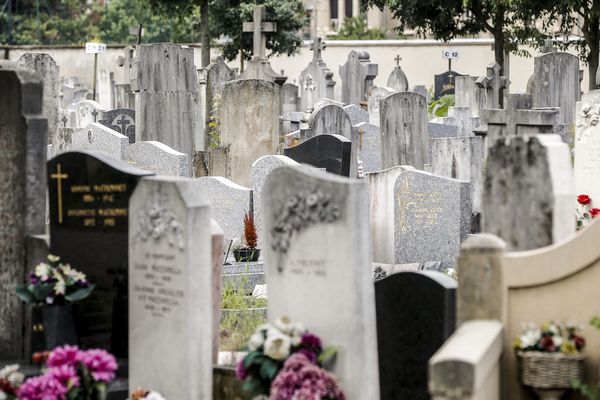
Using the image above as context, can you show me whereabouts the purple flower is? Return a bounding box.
[235,359,248,380]
[17,374,67,400]
[76,279,89,287]
[301,333,322,351]
[297,348,318,364]
[79,349,118,382]
[47,345,80,368]
[269,353,345,400]
[48,364,80,388]
[29,273,39,285]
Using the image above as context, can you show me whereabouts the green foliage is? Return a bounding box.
[209,0,309,61]
[591,316,600,330]
[428,94,455,118]
[333,16,386,40]
[573,379,600,400]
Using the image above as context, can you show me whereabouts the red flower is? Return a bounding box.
[578,195,591,205]
[540,335,557,352]
[573,335,586,350]
[591,208,600,218]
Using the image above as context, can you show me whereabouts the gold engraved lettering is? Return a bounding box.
[71,185,91,193]
[98,208,128,217]
[93,184,127,193]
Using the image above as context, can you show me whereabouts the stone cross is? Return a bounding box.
[541,38,557,53]
[311,36,326,62]
[91,108,99,123]
[476,62,508,109]
[62,115,68,127]
[395,55,402,67]
[117,115,132,135]
[242,5,277,60]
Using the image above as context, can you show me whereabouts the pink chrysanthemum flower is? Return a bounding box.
[47,345,80,368]
[48,364,80,388]
[17,374,67,400]
[79,349,118,382]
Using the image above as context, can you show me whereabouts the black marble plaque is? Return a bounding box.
[47,151,152,357]
[434,70,464,99]
[98,109,136,143]
[284,134,352,176]
[375,271,456,400]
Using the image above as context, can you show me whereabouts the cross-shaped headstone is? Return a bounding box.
[91,108,99,123]
[311,36,326,63]
[242,5,277,60]
[117,115,132,135]
[541,39,557,54]
[395,55,402,67]
[61,115,68,127]
[476,62,508,109]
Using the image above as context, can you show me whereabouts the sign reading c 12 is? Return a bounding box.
[442,49,460,60]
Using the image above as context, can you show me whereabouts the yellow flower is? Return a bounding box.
[561,341,578,355]
[513,338,522,349]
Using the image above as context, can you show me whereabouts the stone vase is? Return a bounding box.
[31,304,78,352]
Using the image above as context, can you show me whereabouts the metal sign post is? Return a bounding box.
[86,42,107,102]
[442,49,460,71]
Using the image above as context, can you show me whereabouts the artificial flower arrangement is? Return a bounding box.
[514,321,585,355]
[0,345,117,400]
[129,389,166,400]
[236,316,345,400]
[0,365,25,400]
[576,194,600,230]
[16,255,95,305]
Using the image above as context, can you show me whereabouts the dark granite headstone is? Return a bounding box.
[47,151,152,357]
[375,271,456,400]
[434,70,464,99]
[283,134,352,176]
[98,109,136,143]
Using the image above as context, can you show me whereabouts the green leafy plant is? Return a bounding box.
[207,93,221,149]
[16,255,95,305]
[333,16,386,40]
[428,94,455,118]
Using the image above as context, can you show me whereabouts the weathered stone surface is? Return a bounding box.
[74,99,108,127]
[428,121,459,139]
[129,177,215,400]
[251,155,299,247]
[17,53,59,145]
[343,104,369,126]
[128,141,191,176]
[263,165,380,399]
[530,52,580,139]
[204,56,236,146]
[367,86,394,125]
[219,79,280,186]
[339,50,378,105]
[475,62,508,109]
[280,83,299,113]
[98,109,135,144]
[575,90,600,206]
[194,176,251,240]
[51,128,74,157]
[299,36,335,111]
[455,75,482,117]
[431,136,483,213]
[356,121,381,173]
[96,69,114,109]
[411,85,431,103]
[131,43,197,93]
[438,106,481,137]
[0,68,47,359]
[71,123,128,160]
[381,92,430,169]
[376,271,456,399]
[482,134,575,250]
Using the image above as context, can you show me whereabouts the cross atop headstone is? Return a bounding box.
[117,115,132,136]
[311,36,326,62]
[395,55,402,67]
[541,38,557,54]
[242,5,277,60]
[475,62,508,109]
[62,114,68,127]
[91,108,99,123]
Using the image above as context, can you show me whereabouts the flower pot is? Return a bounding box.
[517,351,584,390]
[234,248,261,262]
[31,304,78,352]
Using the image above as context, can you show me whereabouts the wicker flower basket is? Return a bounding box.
[517,351,584,389]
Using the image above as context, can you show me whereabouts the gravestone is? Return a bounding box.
[251,155,299,247]
[264,165,380,399]
[376,271,456,400]
[239,5,286,84]
[434,70,463,99]
[428,122,459,139]
[0,68,47,359]
[299,36,336,112]
[475,62,508,109]
[455,75,482,117]
[431,136,483,213]
[131,43,198,156]
[194,176,252,240]
[96,69,114,109]
[71,123,128,160]
[343,104,369,126]
[482,134,575,251]
[380,92,430,170]
[48,151,153,356]
[530,51,580,138]
[387,55,409,91]
[98,109,135,143]
[284,134,352,176]
[74,99,108,127]
[434,106,481,137]
[483,94,565,147]
[129,177,215,400]
[127,141,191,177]
[309,104,354,139]
[218,79,280,186]
[17,53,60,145]
[356,122,382,172]
[51,128,75,157]
[205,56,236,146]
[575,90,600,206]
[412,85,431,103]
[339,50,378,105]
[368,86,395,125]
[280,83,299,113]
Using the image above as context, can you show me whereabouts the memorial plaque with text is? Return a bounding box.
[48,151,153,356]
